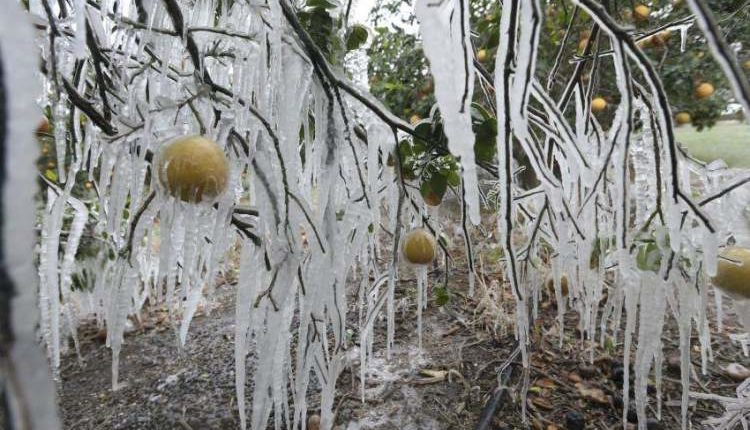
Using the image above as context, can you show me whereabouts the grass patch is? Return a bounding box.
[676,121,750,168]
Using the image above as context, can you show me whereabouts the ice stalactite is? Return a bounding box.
[415,0,480,225]
[0,2,61,427]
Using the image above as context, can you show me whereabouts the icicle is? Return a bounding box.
[235,242,260,430]
[1,4,61,425]
[415,0,480,224]
[416,265,426,350]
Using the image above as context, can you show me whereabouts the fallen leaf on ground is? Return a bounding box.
[532,397,554,410]
[535,378,557,389]
[575,382,609,405]
[413,368,463,385]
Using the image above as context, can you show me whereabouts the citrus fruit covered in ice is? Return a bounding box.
[157,135,229,203]
[403,228,436,265]
[712,247,750,299]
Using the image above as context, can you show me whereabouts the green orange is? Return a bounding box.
[157,135,229,203]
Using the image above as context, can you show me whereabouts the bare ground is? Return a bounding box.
[58,263,750,430]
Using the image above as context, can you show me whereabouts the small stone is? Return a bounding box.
[646,418,662,429]
[565,411,585,430]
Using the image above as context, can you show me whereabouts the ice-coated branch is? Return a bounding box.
[122,189,156,263]
[278,0,372,209]
[572,0,715,234]
[494,0,523,300]
[546,6,579,90]
[85,21,113,122]
[61,78,118,136]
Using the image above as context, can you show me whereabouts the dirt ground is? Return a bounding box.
[57,261,750,430]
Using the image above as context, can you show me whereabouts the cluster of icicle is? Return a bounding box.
[419,0,750,429]
[20,0,750,428]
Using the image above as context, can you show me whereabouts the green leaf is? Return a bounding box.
[636,241,661,272]
[474,118,497,162]
[414,122,432,141]
[346,24,369,51]
[447,169,461,187]
[420,172,447,199]
[44,169,58,182]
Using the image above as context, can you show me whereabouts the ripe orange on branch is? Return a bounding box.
[591,97,607,113]
[695,82,715,99]
[675,112,691,125]
[157,135,229,203]
[634,4,650,21]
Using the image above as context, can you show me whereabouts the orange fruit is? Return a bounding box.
[634,4,650,21]
[591,97,608,113]
[403,228,436,265]
[157,135,229,203]
[675,112,691,125]
[695,82,715,99]
[651,30,671,47]
[712,247,750,299]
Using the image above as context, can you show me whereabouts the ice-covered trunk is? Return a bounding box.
[0,3,61,428]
